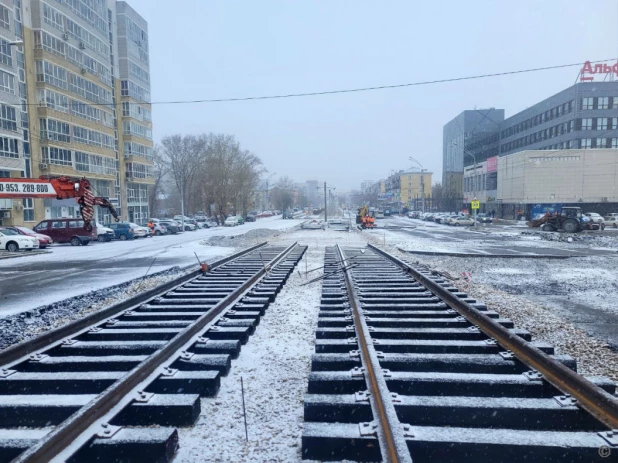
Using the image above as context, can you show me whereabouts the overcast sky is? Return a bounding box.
[130,0,616,191]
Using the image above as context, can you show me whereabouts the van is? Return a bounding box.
[34,218,96,246]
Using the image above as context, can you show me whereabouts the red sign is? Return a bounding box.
[486,156,498,173]
[580,61,618,82]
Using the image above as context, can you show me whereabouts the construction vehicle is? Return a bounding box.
[0,176,119,231]
[356,205,375,229]
[527,207,584,233]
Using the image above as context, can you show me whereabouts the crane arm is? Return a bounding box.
[0,176,120,231]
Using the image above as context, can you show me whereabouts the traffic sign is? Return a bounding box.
[471,200,480,210]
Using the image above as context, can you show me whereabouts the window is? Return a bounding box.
[595,138,607,148]
[51,221,66,229]
[581,118,593,130]
[0,137,18,158]
[0,40,12,67]
[43,3,64,31]
[0,105,16,131]
[598,97,609,109]
[580,138,592,149]
[41,119,70,143]
[23,198,34,221]
[0,69,14,94]
[0,5,9,30]
[42,146,72,166]
[582,97,594,110]
[37,89,69,113]
[598,117,609,131]
[612,138,618,148]
[36,60,67,90]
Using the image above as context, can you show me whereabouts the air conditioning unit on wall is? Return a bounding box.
[39,163,49,169]
[3,211,10,218]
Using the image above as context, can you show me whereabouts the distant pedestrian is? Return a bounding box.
[491,210,496,218]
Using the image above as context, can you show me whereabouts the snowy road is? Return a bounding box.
[0,216,305,316]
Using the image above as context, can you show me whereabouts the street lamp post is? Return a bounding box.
[264,172,276,211]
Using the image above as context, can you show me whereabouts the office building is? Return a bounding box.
[444,82,618,209]
[0,0,153,227]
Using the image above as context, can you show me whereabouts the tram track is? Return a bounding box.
[0,242,307,462]
[302,244,618,462]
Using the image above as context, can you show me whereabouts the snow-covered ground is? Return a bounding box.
[0,216,305,316]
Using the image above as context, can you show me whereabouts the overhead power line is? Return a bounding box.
[31,58,616,108]
[145,58,616,105]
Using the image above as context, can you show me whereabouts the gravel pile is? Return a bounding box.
[202,228,297,247]
[0,267,188,351]
[521,231,587,242]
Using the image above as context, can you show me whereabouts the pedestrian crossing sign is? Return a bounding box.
[471,200,480,209]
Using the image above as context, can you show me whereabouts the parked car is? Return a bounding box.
[445,215,461,225]
[452,217,474,226]
[7,226,53,249]
[183,221,197,231]
[159,220,181,234]
[34,218,95,246]
[105,222,136,241]
[283,211,294,219]
[245,214,256,222]
[0,227,39,252]
[173,215,192,223]
[224,216,240,227]
[584,212,604,224]
[257,211,273,218]
[475,213,493,224]
[95,222,115,242]
[603,216,618,228]
[129,223,150,238]
[237,216,245,225]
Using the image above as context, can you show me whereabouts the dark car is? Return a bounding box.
[159,220,180,234]
[104,222,136,240]
[34,218,95,246]
[245,214,256,222]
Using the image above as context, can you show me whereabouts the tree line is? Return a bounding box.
[149,133,264,222]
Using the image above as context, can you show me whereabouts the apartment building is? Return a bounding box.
[0,0,153,227]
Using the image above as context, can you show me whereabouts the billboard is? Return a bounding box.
[486,156,498,173]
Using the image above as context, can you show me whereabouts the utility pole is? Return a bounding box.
[324,181,327,223]
[180,176,185,232]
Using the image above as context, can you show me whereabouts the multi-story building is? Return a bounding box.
[116,1,152,223]
[445,82,618,210]
[0,0,153,227]
[360,180,373,193]
[0,0,28,222]
[383,170,432,211]
[442,108,504,202]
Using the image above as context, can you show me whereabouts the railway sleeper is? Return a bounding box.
[303,393,607,431]
[307,370,615,397]
[303,421,615,463]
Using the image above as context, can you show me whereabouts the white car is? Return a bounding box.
[95,222,115,242]
[0,228,39,252]
[603,216,618,228]
[224,216,240,227]
[584,212,604,224]
[129,223,149,238]
[452,217,474,226]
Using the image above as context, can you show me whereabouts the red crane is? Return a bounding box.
[0,175,120,231]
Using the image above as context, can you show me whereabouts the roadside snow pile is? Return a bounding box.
[201,228,297,247]
[522,231,587,243]
[0,266,188,351]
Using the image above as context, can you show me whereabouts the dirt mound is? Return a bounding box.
[201,228,294,247]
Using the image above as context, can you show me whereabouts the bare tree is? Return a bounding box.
[270,176,296,212]
[148,144,168,216]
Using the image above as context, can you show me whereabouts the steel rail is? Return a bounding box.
[368,243,618,430]
[335,245,413,463]
[0,242,267,366]
[13,242,298,463]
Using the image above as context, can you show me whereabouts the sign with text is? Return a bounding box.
[471,200,480,210]
[486,156,498,173]
[580,61,618,82]
[0,180,58,198]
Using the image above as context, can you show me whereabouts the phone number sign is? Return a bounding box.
[0,181,58,197]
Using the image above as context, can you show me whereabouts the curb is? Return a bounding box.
[0,250,52,260]
[398,247,571,259]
